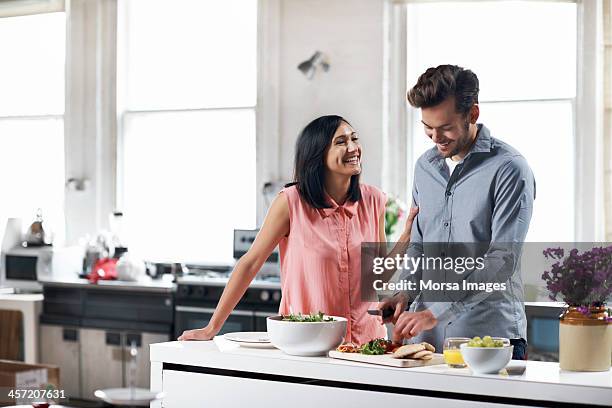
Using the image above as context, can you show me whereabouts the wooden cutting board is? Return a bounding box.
[328,350,445,368]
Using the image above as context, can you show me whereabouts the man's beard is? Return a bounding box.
[447,119,472,158]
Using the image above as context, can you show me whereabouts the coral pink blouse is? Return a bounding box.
[278,184,387,344]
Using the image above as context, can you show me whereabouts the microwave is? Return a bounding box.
[1,245,83,292]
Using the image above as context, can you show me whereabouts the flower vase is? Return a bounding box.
[559,306,611,371]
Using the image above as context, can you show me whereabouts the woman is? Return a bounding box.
[178,115,417,344]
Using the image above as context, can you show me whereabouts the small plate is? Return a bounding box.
[224,332,276,348]
[94,388,164,406]
[224,331,270,343]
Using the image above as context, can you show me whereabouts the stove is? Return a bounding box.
[174,269,282,338]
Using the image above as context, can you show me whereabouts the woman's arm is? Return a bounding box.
[374,206,418,323]
[377,206,419,278]
[178,193,290,340]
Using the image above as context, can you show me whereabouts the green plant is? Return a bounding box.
[385,196,406,237]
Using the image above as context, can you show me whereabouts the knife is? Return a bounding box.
[367,307,394,320]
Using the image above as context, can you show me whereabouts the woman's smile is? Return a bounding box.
[343,155,360,166]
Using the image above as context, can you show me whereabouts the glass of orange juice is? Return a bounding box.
[443,337,470,368]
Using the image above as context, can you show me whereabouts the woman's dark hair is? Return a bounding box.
[407,64,479,115]
[285,115,361,209]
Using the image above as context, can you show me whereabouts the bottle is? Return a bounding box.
[25,208,53,246]
[109,211,128,258]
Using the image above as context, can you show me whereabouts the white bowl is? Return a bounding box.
[266,315,347,356]
[460,342,514,374]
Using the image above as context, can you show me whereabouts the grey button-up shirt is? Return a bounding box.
[401,124,535,350]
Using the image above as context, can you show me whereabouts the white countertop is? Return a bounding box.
[151,337,612,406]
[0,293,44,302]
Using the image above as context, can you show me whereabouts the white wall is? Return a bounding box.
[276,0,386,187]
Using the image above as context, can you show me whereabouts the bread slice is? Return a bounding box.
[421,342,435,352]
[392,343,425,358]
[410,350,433,359]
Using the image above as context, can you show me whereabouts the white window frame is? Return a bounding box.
[115,0,279,224]
[0,0,68,240]
[384,0,605,242]
[60,0,281,245]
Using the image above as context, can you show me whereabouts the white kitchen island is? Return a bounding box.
[150,337,612,408]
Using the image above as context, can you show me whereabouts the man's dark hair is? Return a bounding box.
[407,64,479,115]
[286,115,361,209]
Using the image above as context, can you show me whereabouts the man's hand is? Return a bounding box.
[377,292,408,324]
[392,309,438,343]
[178,324,219,341]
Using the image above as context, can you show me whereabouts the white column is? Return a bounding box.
[64,0,117,244]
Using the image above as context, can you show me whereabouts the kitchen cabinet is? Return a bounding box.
[41,324,170,399]
[39,324,80,398]
[162,371,516,408]
[80,329,169,398]
[80,328,124,399]
[131,332,170,389]
[39,281,174,400]
[151,338,612,408]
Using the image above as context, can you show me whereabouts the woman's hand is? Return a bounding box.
[400,206,419,240]
[177,324,219,341]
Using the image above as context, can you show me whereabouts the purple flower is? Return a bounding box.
[576,305,590,316]
[542,245,612,306]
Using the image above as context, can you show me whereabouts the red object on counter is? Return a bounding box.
[87,258,118,283]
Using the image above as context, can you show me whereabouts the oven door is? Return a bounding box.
[254,311,277,332]
[174,306,254,338]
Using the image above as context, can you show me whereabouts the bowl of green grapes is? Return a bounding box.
[459,336,513,374]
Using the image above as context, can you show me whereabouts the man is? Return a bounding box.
[379,65,535,359]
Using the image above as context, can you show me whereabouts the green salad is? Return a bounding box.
[281,312,334,322]
[467,336,505,348]
[360,338,388,355]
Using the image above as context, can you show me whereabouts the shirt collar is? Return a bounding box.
[318,193,359,218]
[425,123,493,164]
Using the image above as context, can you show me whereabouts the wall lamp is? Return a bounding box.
[297,51,330,80]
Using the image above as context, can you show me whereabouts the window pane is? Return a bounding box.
[406,2,576,101]
[411,101,575,242]
[479,101,574,242]
[0,118,65,239]
[122,109,256,263]
[123,0,257,110]
[0,12,65,116]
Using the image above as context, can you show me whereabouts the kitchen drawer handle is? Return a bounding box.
[254,312,276,318]
[175,305,253,317]
[126,333,142,347]
[105,331,121,346]
[62,328,78,342]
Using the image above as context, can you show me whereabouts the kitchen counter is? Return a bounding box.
[40,272,281,292]
[150,337,612,408]
[39,276,175,293]
[177,274,281,289]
